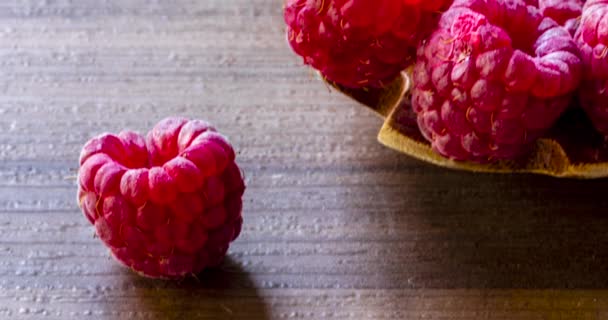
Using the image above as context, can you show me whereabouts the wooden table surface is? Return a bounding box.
[2,1,608,319]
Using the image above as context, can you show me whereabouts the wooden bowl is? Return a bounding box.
[326,73,608,178]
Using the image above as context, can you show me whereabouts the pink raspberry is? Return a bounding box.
[77,118,245,279]
[284,0,452,88]
[577,0,608,136]
[410,0,581,162]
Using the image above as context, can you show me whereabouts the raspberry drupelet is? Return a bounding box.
[539,0,583,35]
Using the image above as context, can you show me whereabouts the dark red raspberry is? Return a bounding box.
[77,118,245,279]
[577,0,608,136]
[410,0,581,162]
[284,0,452,88]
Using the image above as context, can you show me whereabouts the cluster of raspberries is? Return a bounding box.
[77,0,608,280]
[285,0,608,163]
[78,118,245,279]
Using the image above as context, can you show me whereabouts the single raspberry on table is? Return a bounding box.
[77,118,245,279]
[284,0,452,88]
[410,0,581,162]
[577,0,608,136]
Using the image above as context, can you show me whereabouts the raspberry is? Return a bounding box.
[77,118,245,279]
[577,0,608,136]
[410,0,581,162]
[284,0,452,88]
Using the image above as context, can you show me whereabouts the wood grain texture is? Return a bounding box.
[2,1,608,319]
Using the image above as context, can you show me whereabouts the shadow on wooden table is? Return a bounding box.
[128,257,269,320]
[376,162,608,289]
